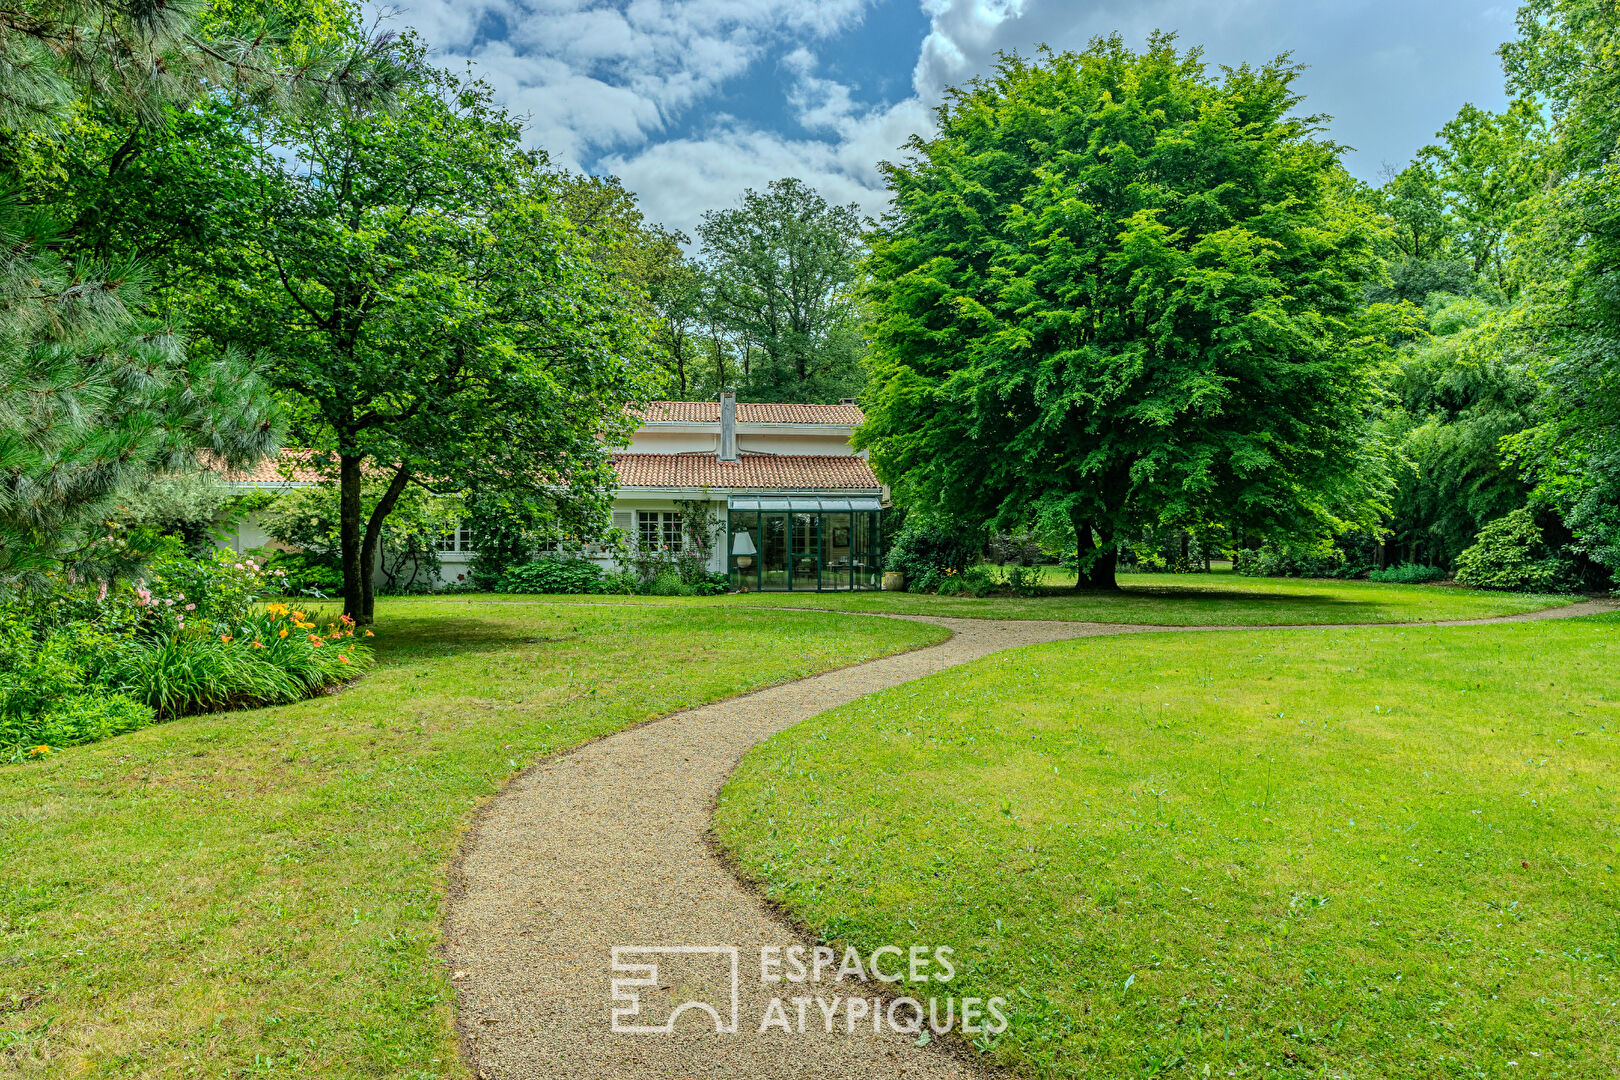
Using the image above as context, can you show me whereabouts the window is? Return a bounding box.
[637,511,683,551]
[438,523,475,553]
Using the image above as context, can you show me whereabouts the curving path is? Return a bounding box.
[442,601,1615,1080]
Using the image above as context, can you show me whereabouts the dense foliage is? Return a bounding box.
[259,484,457,596]
[0,0,398,588]
[883,516,986,593]
[1,552,372,757]
[196,54,657,623]
[858,36,1394,590]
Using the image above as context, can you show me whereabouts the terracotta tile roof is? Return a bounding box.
[632,401,864,425]
[212,448,880,492]
[209,450,325,484]
[612,452,879,490]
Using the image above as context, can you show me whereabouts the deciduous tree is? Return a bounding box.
[858,35,1393,588]
[211,60,657,622]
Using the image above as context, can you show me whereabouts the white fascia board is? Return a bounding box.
[635,422,856,437]
[220,480,319,491]
[614,486,881,499]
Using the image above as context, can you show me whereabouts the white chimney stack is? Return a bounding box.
[719,389,738,462]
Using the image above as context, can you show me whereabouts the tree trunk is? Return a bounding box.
[1069,509,1120,590]
[1086,519,1120,590]
[1070,510,1094,592]
[339,452,365,621]
[358,464,413,625]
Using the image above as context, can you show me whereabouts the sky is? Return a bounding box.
[374,0,1521,237]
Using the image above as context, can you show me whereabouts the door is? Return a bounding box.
[760,513,789,591]
[791,513,819,590]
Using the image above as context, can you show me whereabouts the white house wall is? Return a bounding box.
[624,425,862,458]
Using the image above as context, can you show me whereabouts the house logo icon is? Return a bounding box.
[610,946,740,1034]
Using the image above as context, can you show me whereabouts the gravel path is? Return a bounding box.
[443,600,1615,1080]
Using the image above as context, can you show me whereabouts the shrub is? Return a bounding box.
[0,615,152,752]
[22,695,154,754]
[645,568,687,596]
[960,564,999,598]
[496,557,608,595]
[1454,508,1577,592]
[886,516,984,591]
[600,569,641,595]
[262,550,343,597]
[1369,563,1446,584]
[1233,542,1347,579]
[1004,564,1048,596]
[261,483,453,595]
[1,557,376,755]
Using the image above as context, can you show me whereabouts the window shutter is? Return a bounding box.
[612,510,633,531]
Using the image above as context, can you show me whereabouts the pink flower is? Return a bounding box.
[97,581,108,602]
[184,603,195,611]
[233,563,244,570]
[164,599,174,607]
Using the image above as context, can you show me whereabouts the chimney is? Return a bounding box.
[718,389,738,462]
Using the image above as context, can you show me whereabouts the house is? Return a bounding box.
[215,391,886,592]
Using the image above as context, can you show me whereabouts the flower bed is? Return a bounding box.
[1,552,374,759]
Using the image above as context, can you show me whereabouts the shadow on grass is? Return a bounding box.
[368,616,579,661]
[1078,583,1368,608]
[367,605,861,663]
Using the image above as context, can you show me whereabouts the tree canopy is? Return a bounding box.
[0,0,398,586]
[205,59,658,622]
[857,35,1393,587]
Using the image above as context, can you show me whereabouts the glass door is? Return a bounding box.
[728,513,760,592]
[760,514,789,591]
[790,513,819,590]
[820,512,852,590]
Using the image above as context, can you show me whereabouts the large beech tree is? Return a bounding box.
[215,59,656,622]
[857,35,1394,588]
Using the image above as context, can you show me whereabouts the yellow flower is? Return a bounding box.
[27,745,51,757]
[278,628,288,639]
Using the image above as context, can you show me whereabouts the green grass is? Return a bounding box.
[480,570,1575,625]
[0,599,944,1076]
[717,615,1620,1080]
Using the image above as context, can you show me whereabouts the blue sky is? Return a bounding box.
[379,0,1521,235]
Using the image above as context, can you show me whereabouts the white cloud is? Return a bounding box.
[599,0,1037,235]
[380,0,1515,236]
[375,0,875,169]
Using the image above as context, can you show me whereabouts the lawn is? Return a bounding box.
[479,571,1575,625]
[717,614,1620,1080]
[0,599,945,1076]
